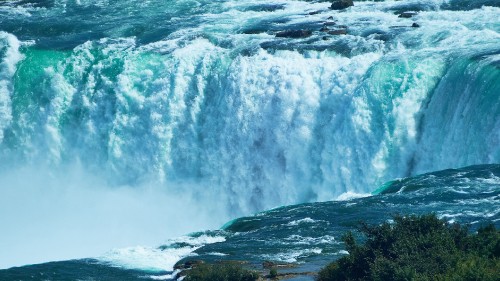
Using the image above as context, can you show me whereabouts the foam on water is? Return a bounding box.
[97,234,226,272]
[260,248,323,263]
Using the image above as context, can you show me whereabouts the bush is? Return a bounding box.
[269,267,278,279]
[318,214,499,281]
[183,262,259,281]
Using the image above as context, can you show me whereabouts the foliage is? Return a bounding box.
[317,214,499,281]
[269,267,278,279]
[183,262,259,281]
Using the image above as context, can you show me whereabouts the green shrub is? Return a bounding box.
[183,262,259,281]
[318,214,499,281]
[269,267,278,279]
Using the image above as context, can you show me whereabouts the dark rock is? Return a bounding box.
[276,30,313,38]
[330,0,354,10]
[412,22,420,28]
[245,4,286,12]
[327,16,334,20]
[323,21,337,26]
[174,259,205,270]
[242,29,265,34]
[398,11,418,18]
[309,10,321,15]
[323,36,329,40]
[320,26,330,32]
[328,29,347,35]
[336,25,348,29]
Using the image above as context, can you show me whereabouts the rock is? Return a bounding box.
[336,25,348,29]
[323,21,336,26]
[263,261,275,269]
[276,30,313,38]
[174,259,205,270]
[330,0,353,10]
[320,26,330,32]
[309,10,321,15]
[412,22,420,28]
[398,11,417,18]
[328,29,347,35]
[323,36,329,40]
[327,16,334,20]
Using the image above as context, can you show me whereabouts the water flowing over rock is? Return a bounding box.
[330,0,354,10]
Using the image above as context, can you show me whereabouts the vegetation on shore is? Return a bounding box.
[183,262,260,281]
[181,214,499,281]
[318,214,499,281]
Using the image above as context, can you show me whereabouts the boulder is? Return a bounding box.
[276,30,313,38]
[330,0,354,10]
[412,22,420,28]
[327,16,334,20]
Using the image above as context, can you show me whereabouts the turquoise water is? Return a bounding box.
[0,0,499,276]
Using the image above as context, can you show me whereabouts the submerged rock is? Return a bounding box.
[399,11,418,18]
[328,29,347,35]
[276,30,313,38]
[320,26,330,32]
[330,0,354,10]
[412,22,420,28]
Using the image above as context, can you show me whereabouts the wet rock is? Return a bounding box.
[412,22,420,28]
[309,10,321,15]
[328,29,347,35]
[174,259,205,270]
[320,26,330,32]
[327,16,334,20]
[276,30,313,38]
[323,21,337,26]
[245,4,286,12]
[242,29,265,34]
[336,25,348,29]
[330,0,354,10]
[263,261,275,269]
[399,11,418,18]
[323,36,329,40]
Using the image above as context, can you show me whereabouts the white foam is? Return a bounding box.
[286,217,317,226]
[284,235,336,245]
[99,246,195,272]
[335,191,371,201]
[0,32,23,142]
[98,234,226,272]
[261,248,323,263]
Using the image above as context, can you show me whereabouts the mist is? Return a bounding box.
[0,164,228,269]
